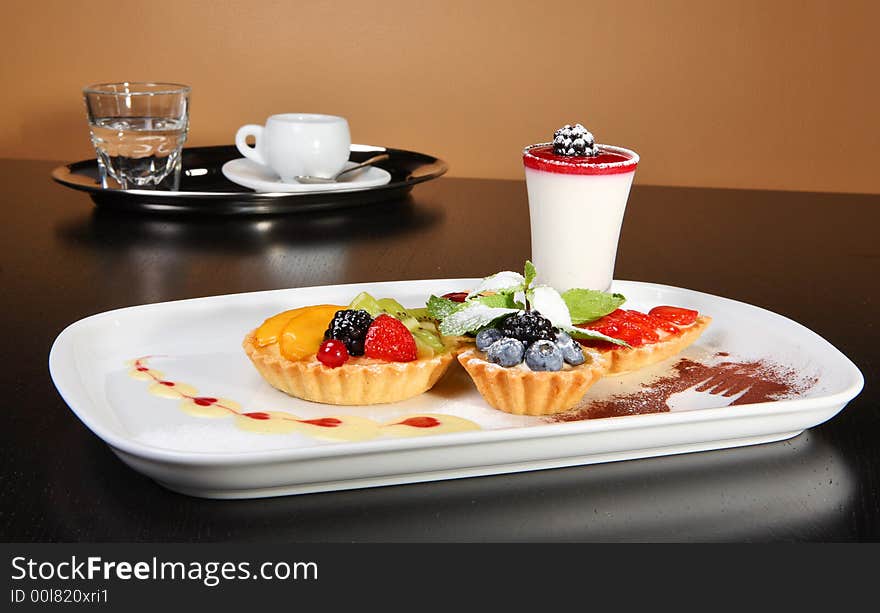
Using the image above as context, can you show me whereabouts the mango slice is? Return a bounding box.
[255,308,310,347]
[278,305,344,361]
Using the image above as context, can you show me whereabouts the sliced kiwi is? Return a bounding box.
[348,291,383,316]
[413,337,434,359]
[407,307,435,322]
[377,297,407,313]
[376,297,420,331]
[418,320,439,334]
[411,327,446,356]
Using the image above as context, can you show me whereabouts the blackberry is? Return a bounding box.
[498,311,556,345]
[324,309,373,356]
[553,123,599,157]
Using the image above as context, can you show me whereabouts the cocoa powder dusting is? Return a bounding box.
[551,353,817,422]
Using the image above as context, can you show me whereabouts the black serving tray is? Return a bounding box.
[51,145,447,216]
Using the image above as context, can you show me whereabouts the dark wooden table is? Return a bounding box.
[1,158,877,542]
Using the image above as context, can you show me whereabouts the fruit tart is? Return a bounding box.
[243,292,461,405]
[431,262,710,415]
[576,306,711,375]
[427,262,616,415]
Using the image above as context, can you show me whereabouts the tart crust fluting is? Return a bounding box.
[457,349,608,416]
[243,331,456,405]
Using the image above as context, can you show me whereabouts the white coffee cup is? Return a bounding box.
[235,114,351,182]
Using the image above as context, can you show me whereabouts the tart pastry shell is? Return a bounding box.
[243,331,456,405]
[457,316,711,415]
[457,349,608,416]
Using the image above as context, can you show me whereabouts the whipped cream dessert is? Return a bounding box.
[523,124,639,292]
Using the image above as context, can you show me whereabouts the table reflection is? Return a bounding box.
[54,200,443,304]
[46,428,853,542]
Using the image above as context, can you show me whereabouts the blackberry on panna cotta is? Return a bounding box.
[323,309,373,356]
[553,123,599,157]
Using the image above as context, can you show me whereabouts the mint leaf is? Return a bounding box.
[426,295,464,321]
[523,260,536,288]
[466,271,525,299]
[474,293,518,309]
[561,289,626,324]
[528,285,572,328]
[438,304,520,336]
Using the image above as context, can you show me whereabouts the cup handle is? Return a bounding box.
[235,124,266,165]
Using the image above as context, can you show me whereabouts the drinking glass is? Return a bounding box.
[523,143,639,292]
[83,82,190,189]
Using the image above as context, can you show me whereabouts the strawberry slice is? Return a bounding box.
[364,314,418,362]
[649,306,699,326]
[601,309,628,321]
[621,309,678,336]
[614,320,653,346]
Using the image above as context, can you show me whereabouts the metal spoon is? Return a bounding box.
[294,153,390,184]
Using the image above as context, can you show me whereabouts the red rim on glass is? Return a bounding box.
[522,143,639,176]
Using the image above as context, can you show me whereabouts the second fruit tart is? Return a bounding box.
[456,312,610,416]
[243,293,461,405]
[431,262,711,416]
[576,306,711,375]
[427,262,628,416]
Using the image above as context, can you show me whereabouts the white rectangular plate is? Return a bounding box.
[49,279,863,498]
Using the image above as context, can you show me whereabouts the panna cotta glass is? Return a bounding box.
[523,141,639,292]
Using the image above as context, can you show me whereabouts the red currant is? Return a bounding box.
[317,339,349,368]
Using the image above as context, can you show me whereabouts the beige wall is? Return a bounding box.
[1,0,876,193]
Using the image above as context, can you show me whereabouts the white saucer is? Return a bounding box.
[221,158,392,193]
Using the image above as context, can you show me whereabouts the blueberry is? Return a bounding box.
[476,328,504,351]
[555,331,585,365]
[524,339,564,371]
[486,337,525,367]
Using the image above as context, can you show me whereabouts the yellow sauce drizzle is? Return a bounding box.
[128,357,480,443]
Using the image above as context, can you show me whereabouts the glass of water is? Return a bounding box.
[83,82,190,189]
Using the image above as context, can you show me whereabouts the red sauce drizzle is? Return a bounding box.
[299,417,342,428]
[397,416,441,428]
[159,381,175,387]
[244,412,271,420]
[192,397,218,406]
